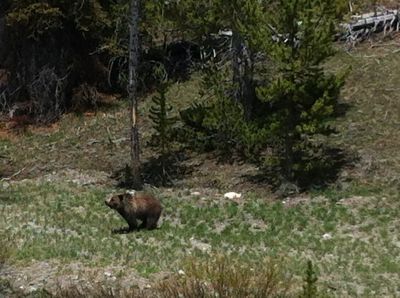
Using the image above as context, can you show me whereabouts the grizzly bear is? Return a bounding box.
[105,191,162,233]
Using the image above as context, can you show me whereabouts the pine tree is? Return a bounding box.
[302,260,319,297]
[149,79,176,184]
[256,0,346,184]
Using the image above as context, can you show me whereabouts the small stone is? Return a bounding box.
[104,271,112,277]
[178,269,185,276]
[224,192,242,200]
[191,191,201,196]
[322,233,332,240]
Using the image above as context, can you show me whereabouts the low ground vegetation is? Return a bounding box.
[1,40,400,296]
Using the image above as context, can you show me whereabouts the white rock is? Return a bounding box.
[178,269,185,276]
[104,271,113,277]
[190,238,212,253]
[224,192,242,200]
[322,233,332,240]
[190,191,201,196]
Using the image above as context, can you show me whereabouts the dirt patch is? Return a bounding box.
[5,168,114,187]
[336,196,378,208]
[0,261,169,296]
[27,122,60,134]
[0,127,19,141]
[282,195,311,208]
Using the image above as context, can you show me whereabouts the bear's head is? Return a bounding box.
[105,194,124,209]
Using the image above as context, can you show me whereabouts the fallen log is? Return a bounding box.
[340,7,400,44]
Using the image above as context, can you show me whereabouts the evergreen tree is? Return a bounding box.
[178,0,346,186]
[256,0,346,184]
[149,78,176,184]
[302,260,319,297]
[215,0,267,119]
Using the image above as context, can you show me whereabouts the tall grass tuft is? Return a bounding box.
[0,234,14,268]
[156,255,291,298]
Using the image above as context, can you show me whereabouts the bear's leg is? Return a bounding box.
[112,227,131,234]
[127,217,138,232]
[139,218,147,230]
[146,216,159,230]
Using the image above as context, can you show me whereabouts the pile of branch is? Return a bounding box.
[201,6,400,59]
[340,7,400,44]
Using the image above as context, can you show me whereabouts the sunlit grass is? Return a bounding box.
[1,179,399,296]
[1,41,400,297]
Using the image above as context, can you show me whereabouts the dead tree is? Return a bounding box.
[128,0,142,189]
[231,31,256,120]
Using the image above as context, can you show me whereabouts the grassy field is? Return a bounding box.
[1,40,400,297]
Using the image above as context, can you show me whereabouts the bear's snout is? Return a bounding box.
[105,198,112,207]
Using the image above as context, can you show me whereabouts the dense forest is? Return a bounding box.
[1,0,400,297]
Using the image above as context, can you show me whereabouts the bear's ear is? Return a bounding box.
[124,191,135,199]
[117,194,124,201]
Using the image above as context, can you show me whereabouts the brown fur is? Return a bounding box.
[105,191,162,232]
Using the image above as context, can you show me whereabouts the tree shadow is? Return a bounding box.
[295,147,359,189]
[334,102,352,118]
[113,150,194,188]
[242,146,359,195]
[142,151,194,187]
[111,226,133,234]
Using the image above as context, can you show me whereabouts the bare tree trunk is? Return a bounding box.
[232,31,256,120]
[128,0,142,189]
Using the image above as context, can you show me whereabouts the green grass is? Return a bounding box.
[1,41,400,296]
[1,180,399,296]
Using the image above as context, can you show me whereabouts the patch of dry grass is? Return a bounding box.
[4,255,294,298]
[0,231,14,268]
[156,255,292,298]
[327,40,400,192]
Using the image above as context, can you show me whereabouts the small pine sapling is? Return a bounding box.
[302,260,318,297]
[149,80,176,184]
